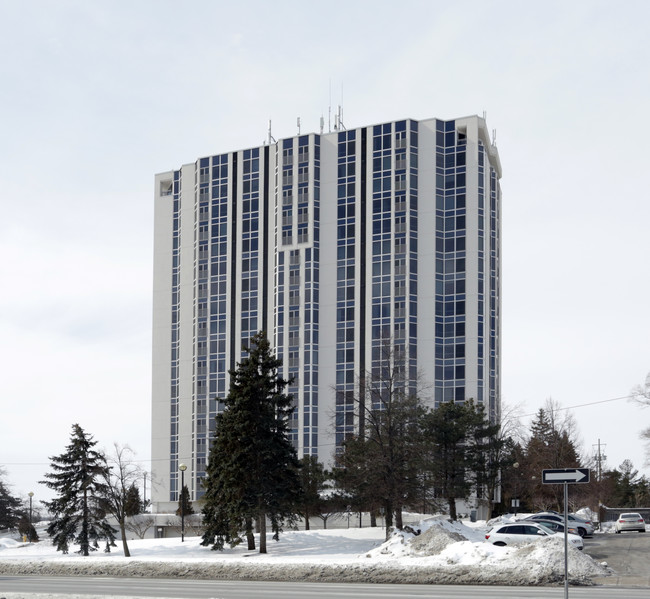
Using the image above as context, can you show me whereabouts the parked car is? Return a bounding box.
[615,513,646,533]
[525,512,594,537]
[485,521,584,550]
[527,518,581,537]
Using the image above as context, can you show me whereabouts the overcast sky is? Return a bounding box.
[1,0,649,505]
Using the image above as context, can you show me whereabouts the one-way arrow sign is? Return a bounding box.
[542,468,590,484]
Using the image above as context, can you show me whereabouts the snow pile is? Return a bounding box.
[366,516,481,558]
[0,537,22,549]
[360,517,610,585]
[486,513,519,527]
[0,519,612,586]
[575,506,597,522]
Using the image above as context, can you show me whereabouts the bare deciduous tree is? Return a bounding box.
[631,372,650,467]
[125,515,156,539]
[102,444,148,557]
[631,372,650,405]
[335,337,427,537]
[642,429,650,467]
[166,514,204,537]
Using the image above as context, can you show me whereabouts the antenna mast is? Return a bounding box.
[328,79,332,133]
[335,105,346,131]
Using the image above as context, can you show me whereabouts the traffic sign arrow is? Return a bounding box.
[542,468,590,484]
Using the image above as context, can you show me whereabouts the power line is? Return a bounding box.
[520,394,633,419]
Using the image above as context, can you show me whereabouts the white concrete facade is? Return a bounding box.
[152,115,501,513]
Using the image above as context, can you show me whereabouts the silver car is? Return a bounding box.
[526,512,594,537]
[528,518,581,537]
[615,512,646,533]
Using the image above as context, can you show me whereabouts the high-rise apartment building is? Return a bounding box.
[152,115,502,512]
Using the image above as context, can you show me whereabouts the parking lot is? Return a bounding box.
[584,532,650,587]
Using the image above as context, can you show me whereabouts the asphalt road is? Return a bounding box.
[584,531,650,586]
[1,578,650,599]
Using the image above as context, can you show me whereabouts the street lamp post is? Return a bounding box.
[512,462,520,516]
[179,464,187,542]
[28,492,34,542]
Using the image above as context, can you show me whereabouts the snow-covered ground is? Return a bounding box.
[0,515,612,587]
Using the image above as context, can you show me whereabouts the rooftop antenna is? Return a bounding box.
[337,104,346,130]
[268,120,276,145]
[319,115,324,134]
[297,117,301,135]
[328,79,332,132]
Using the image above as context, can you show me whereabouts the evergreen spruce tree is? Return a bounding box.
[17,514,39,542]
[0,474,21,530]
[296,455,330,530]
[201,332,301,553]
[612,459,644,507]
[423,400,485,520]
[124,483,144,517]
[468,404,515,520]
[41,424,116,555]
[175,485,195,516]
[522,406,582,510]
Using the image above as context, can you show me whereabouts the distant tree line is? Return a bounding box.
[498,399,650,514]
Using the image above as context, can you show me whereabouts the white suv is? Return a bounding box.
[485,521,583,550]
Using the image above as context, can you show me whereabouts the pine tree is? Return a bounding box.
[201,332,301,553]
[423,400,485,520]
[0,473,21,530]
[175,485,195,516]
[469,405,515,520]
[41,424,116,555]
[17,514,39,542]
[333,434,383,523]
[296,455,330,530]
[521,404,582,511]
[124,483,143,517]
[611,459,645,507]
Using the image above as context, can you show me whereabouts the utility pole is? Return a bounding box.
[592,439,607,482]
[592,439,607,522]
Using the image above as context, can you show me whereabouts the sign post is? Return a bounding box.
[542,468,590,599]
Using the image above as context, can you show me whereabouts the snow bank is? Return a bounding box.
[340,518,609,585]
[0,519,611,587]
[0,537,22,549]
